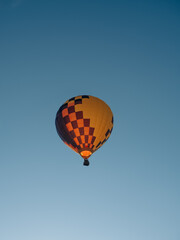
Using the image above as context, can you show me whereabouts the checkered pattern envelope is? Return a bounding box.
[56,95,113,163]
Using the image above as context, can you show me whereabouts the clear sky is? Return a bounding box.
[0,0,180,239]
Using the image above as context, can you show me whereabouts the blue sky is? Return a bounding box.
[0,0,180,239]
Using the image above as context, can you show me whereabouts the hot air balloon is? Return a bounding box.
[55,95,113,166]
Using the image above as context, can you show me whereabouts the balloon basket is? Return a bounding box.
[83,159,90,166]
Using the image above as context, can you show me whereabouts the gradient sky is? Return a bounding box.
[0,0,180,239]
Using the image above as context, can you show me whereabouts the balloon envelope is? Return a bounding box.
[55,95,113,165]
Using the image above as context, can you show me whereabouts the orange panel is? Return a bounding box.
[69,112,76,121]
[88,136,92,144]
[62,108,68,117]
[84,127,89,135]
[66,122,73,132]
[81,135,85,143]
[74,128,80,137]
[74,137,79,145]
[77,119,84,128]
[68,101,75,107]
